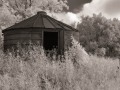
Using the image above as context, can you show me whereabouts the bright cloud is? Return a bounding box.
[78,0,120,19]
[47,11,80,28]
[67,12,79,23]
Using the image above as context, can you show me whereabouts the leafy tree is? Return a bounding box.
[0,0,68,27]
[77,14,120,58]
[0,0,69,47]
[4,0,69,19]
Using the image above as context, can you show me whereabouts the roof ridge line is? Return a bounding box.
[47,16,66,29]
[47,15,78,32]
[56,19,78,31]
[46,16,57,28]
[32,14,40,27]
[42,15,45,28]
[47,16,71,30]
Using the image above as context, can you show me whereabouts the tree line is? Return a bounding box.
[77,13,120,58]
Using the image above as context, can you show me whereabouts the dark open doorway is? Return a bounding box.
[43,31,58,51]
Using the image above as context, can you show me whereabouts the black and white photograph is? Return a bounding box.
[0,0,120,90]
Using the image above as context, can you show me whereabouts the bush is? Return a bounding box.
[95,48,106,57]
[0,38,119,90]
[77,14,120,58]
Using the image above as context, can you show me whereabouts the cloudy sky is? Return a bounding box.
[58,0,120,26]
[67,0,92,13]
[68,0,120,19]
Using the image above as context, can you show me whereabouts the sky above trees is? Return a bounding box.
[79,0,120,19]
[67,0,92,13]
[53,0,120,26]
[0,0,120,29]
[69,0,120,19]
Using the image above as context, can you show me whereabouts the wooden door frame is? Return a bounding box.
[42,30,60,52]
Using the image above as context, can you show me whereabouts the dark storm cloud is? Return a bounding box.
[67,0,92,13]
[0,0,3,7]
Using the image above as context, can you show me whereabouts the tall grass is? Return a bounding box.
[0,38,119,90]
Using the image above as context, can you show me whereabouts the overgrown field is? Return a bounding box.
[0,38,119,90]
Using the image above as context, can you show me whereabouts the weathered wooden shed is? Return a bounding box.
[2,11,79,54]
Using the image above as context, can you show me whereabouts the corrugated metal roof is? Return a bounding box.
[3,11,78,32]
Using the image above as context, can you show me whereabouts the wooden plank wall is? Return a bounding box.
[4,30,43,46]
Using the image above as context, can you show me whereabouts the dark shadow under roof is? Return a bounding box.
[2,11,78,32]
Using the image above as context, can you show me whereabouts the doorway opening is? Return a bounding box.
[43,31,58,51]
